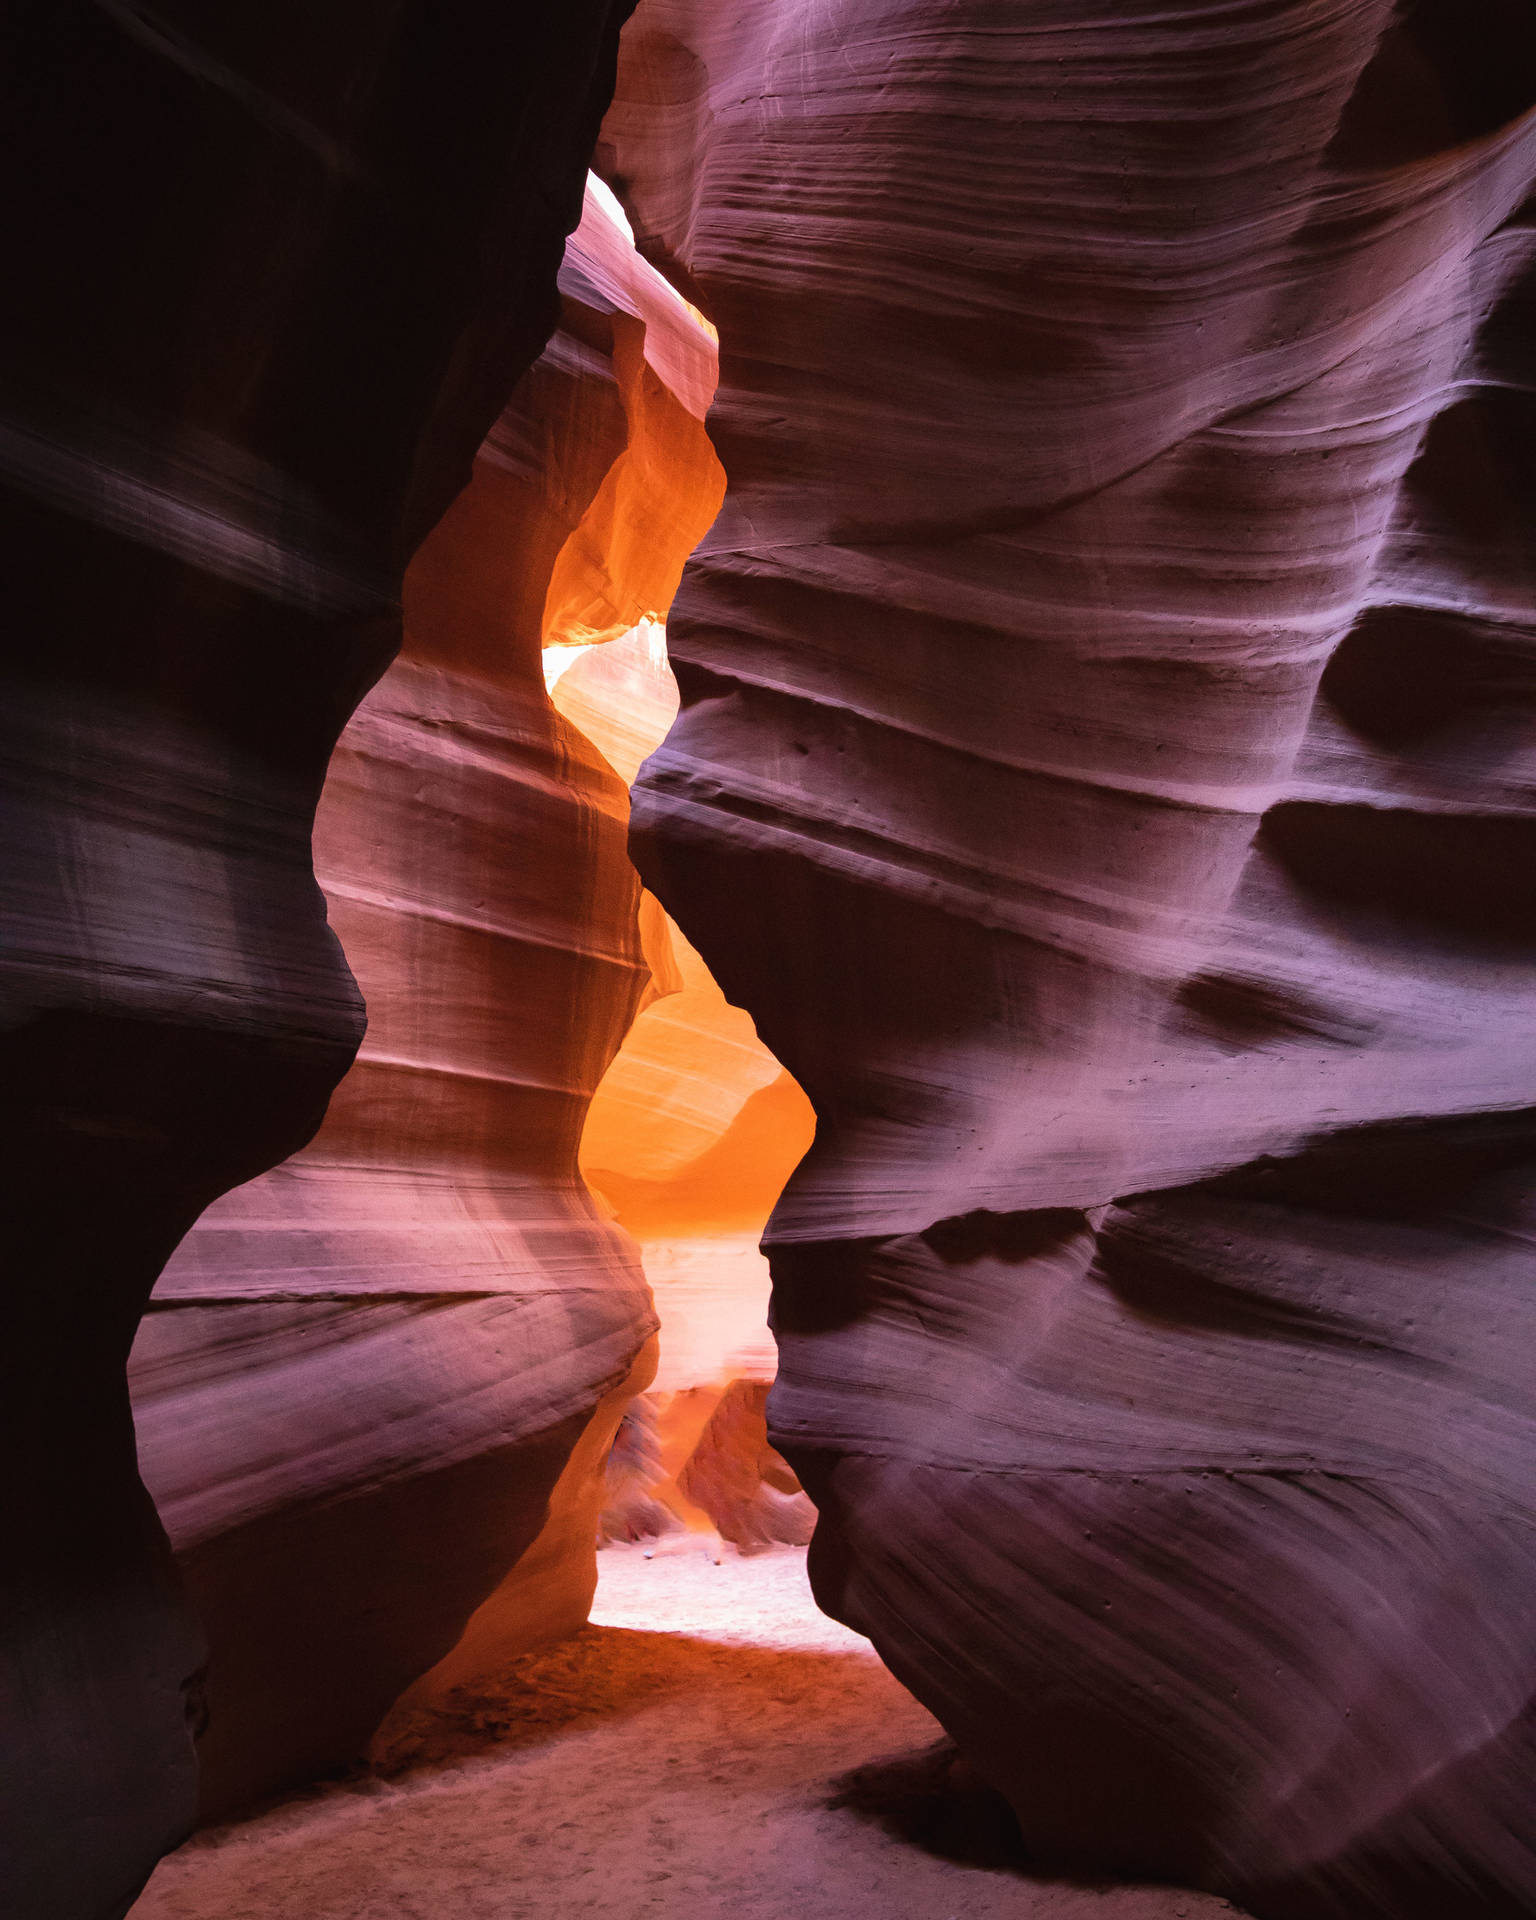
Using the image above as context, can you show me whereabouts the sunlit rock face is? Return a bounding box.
[128,178,722,1821]
[557,623,817,1395]
[602,5,1536,1914]
[0,12,639,1917]
[676,1380,818,1550]
[549,617,818,1545]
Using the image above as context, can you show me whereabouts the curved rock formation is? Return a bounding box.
[0,12,640,1914]
[602,5,1536,1914]
[130,177,723,1819]
[552,618,819,1545]
[676,1379,818,1551]
[563,623,816,1394]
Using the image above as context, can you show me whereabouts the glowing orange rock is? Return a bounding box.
[547,618,817,1402]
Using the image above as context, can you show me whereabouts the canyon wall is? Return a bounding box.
[132,180,724,1816]
[601,5,1536,1915]
[0,10,638,1916]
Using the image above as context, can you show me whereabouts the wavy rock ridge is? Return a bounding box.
[131,178,724,1817]
[602,4,1536,1913]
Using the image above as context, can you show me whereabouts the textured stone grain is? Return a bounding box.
[0,12,637,1911]
[130,180,722,1818]
[602,5,1536,1912]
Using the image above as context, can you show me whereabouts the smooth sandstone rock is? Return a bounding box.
[676,1379,818,1551]
[130,178,724,1818]
[602,5,1536,1913]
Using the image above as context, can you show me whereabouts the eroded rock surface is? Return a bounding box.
[130,179,722,1818]
[2,11,644,1915]
[602,6,1536,1913]
[676,1380,818,1551]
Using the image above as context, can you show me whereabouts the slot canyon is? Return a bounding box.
[0,5,1532,1920]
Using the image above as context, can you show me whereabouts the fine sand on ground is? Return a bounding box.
[132,1545,1248,1920]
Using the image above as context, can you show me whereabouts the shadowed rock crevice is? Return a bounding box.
[1255,802,1536,948]
[1,6,642,1913]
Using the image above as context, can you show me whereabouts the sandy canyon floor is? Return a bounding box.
[132,1545,1247,1920]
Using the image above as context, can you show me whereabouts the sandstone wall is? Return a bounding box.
[0,11,637,1914]
[132,180,724,1817]
[602,6,1536,1913]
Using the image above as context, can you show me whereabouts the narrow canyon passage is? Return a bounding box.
[123,206,1235,1919]
[4,7,1533,1917]
[124,555,1235,1919]
[130,1548,1247,1920]
[125,536,1243,1920]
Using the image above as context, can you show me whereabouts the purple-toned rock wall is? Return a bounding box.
[133,183,723,1819]
[602,6,1536,1913]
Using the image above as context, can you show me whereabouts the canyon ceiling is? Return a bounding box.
[1,4,1533,1920]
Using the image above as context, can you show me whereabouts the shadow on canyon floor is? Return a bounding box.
[831,1739,1045,1874]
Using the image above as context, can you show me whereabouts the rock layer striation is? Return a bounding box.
[132,178,724,1817]
[0,11,636,1915]
[602,5,1536,1913]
